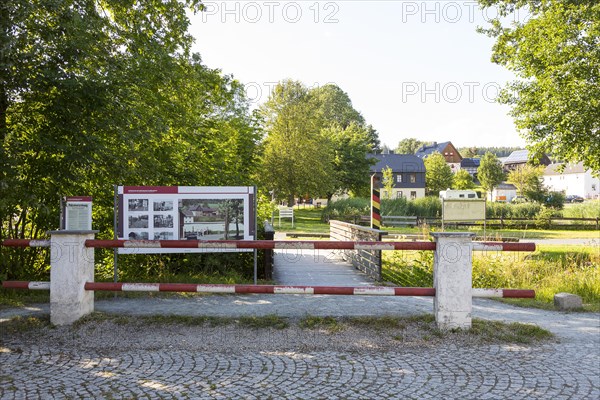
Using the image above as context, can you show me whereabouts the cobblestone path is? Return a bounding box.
[1,308,599,400]
[1,247,599,399]
[1,341,598,399]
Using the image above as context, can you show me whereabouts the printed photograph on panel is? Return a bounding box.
[153,214,174,228]
[128,199,149,212]
[128,231,149,240]
[129,215,149,229]
[179,199,245,240]
[154,231,174,240]
[153,201,174,212]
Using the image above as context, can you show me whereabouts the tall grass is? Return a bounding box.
[381,197,441,218]
[486,202,541,218]
[322,197,441,221]
[472,248,600,306]
[382,246,600,309]
[562,201,600,218]
[321,197,369,221]
[382,250,433,287]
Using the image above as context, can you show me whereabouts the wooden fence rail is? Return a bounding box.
[328,215,599,230]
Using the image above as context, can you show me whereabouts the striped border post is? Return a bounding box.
[371,174,381,229]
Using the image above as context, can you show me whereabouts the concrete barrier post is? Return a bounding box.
[49,230,97,325]
[431,232,475,330]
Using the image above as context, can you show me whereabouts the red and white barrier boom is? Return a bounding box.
[2,232,536,329]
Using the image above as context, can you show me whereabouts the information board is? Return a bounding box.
[116,186,256,254]
[442,199,486,222]
[61,196,93,230]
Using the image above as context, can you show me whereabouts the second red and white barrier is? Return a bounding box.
[1,281,535,298]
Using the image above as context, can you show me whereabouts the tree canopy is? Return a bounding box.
[478,0,600,172]
[259,81,378,204]
[396,138,425,155]
[1,0,262,278]
[478,152,505,195]
[424,152,453,196]
[452,169,475,190]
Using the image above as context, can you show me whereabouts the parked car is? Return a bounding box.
[511,196,528,204]
[565,195,584,203]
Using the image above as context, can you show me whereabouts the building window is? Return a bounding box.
[396,175,402,183]
[410,191,417,199]
[593,184,597,191]
[410,174,416,183]
[396,191,403,199]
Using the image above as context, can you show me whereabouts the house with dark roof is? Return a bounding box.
[414,141,463,173]
[460,158,480,178]
[369,154,426,199]
[503,150,551,171]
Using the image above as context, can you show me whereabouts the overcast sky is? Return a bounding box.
[188,1,529,149]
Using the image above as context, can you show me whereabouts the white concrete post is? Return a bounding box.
[49,230,97,325]
[431,232,475,330]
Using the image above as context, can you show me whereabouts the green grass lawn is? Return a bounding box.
[272,207,330,233]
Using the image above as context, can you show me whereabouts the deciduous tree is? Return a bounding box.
[452,169,475,190]
[381,166,395,199]
[323,123,374,199]
[424,153,453,196]
[259,80,334,205]
[0,0,262,278]
[478,0,600,172]
[396,138,425,155]
[478,152,505,197]
[506,165,544,197]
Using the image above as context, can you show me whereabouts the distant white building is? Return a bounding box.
[490,183,517,203]
[543,163,600,199]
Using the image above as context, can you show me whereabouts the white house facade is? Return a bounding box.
[489,183,517,203]
[543,163,600,199]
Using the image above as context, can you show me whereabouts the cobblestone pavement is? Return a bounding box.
[1,246,599,399]
[0,336,598,399]
[1,296,599,399]
[0,322,600,399]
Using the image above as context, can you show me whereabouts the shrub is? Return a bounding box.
[486,202,541,219]
[321,198,369,221]
[411,196,442,218]
[323,197,442,221]
[380,197,411,216]
[535,207,557,229]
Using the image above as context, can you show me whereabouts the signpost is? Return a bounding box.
[441,198,487,237]
[61,197,93,231]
